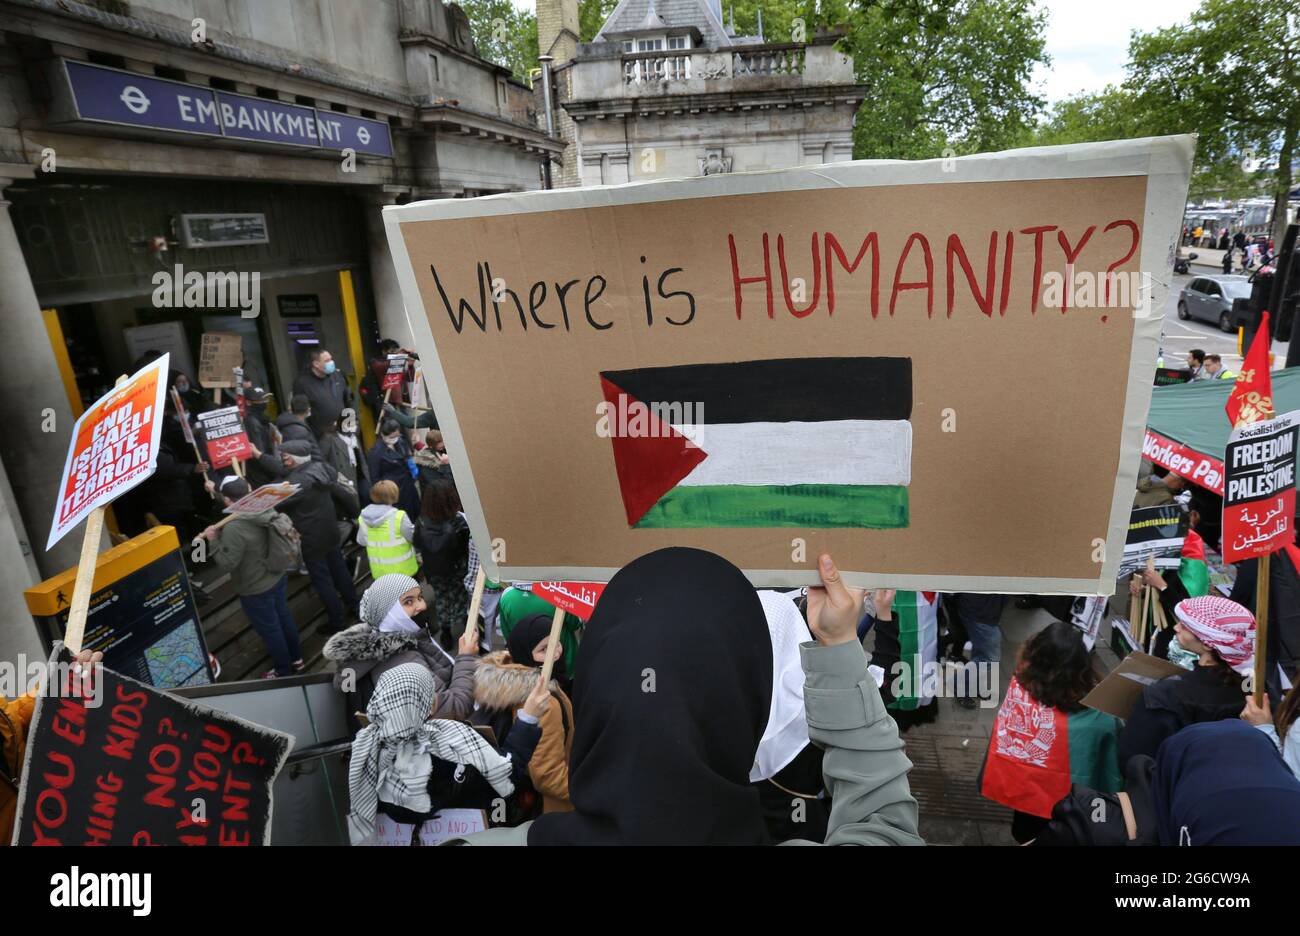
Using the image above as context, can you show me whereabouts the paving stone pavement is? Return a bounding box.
[867,599,1126,846]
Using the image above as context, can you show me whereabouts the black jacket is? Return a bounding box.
[278,459,344,558]
[243,406,283,486]
[147,431,199,517]
[415,515,470,579]
[274,412,320,453]
[367,438,420,519]
[293,367,352,437]
[1230,550,1300,697]
[1117,665,1245,768]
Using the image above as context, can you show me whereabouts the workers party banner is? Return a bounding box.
[47,355,170,550]
[196,405,252,469]
[1223,410,1299,563]
[385,136,1193,593]
[12,644,292,846]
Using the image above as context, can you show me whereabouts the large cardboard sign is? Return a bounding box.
[199,332,242,388]
[1223,410,1299,563]
[12,645,292,845]
[48,355,169,550]
[196,405,252,468]
[385,137,1194,592]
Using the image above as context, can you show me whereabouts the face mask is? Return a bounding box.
[175,381,190,394]
[1166,638,1198,671]
[383,434,401,446]
[322,360,337,376]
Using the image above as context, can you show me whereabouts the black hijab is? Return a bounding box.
[528,547,773,845]
[507,612,561,677]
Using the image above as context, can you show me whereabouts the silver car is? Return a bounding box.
[1178,275,1253,332]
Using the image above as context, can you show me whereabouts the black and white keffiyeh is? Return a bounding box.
[347,664,515,845]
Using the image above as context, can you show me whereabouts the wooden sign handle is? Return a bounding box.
[538,604,566,688]
[1254,552,1271,706]
[464,566,486,642]
[65,373,129,653]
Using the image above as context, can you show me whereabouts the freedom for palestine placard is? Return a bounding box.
[384,136,1194,593]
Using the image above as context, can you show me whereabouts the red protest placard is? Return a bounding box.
[1222,410,1298,563]
[48,355,170,550]
[382,353,407,392]
[196,405,252,469]
[533,582,606,621]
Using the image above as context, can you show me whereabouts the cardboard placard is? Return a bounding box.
[1222,410,1299,563]
[382,353,407,392]
[1082,651,1186,720]
[374,808,487,846]
[196,405,252,469]
[385,136,1194,592]
[48,355,169,550]
[1119,503,1186,576]
[222,482,299,515]
[533,581,606,621]
[11,645,292,845]
[199,332,242,388]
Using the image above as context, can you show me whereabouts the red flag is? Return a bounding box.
[1226,311,1275,428]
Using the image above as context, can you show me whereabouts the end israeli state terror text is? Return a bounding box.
[66,404,155,514]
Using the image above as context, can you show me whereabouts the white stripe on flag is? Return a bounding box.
[671,420,911,487]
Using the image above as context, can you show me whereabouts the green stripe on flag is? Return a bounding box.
[633,484,909,529]
[891,593,921,711]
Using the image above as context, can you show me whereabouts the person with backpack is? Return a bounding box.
[358,480,418,579]
[277,440,360,635]
[200,476,304,678]
[415,478,471,646]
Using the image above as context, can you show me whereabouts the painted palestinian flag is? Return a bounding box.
[981,677,1123,817]
[599,357,912,528]
[1177,528,1211,598]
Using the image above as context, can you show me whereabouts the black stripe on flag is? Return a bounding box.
[600,356,912,423]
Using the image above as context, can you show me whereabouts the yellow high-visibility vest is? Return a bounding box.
[366,510,418,576]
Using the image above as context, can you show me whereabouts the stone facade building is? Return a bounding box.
[0,0,560,663]
[538,0,865,187]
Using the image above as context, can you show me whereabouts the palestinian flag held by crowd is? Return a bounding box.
[981,677,1123,818]
[1177,528,1211,598]
[884,590,939,712]
[599,357,912,529]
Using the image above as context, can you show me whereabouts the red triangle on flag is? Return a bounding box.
[600,375,708,525]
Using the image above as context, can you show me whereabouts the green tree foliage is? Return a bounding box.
[840,0,1050,160]
[1123,0,1300,241]
[455,0,540,82]
[580,0,620,42]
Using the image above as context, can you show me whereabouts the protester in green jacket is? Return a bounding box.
[498,585,583,680]
[450,549,922,846]
[201,477,302,678]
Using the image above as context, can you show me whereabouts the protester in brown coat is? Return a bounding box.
[472,613,574,813]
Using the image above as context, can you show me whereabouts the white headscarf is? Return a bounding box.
[751,590,812,782]
[347,664,515,846]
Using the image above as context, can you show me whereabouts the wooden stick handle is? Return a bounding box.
[538,605,566,687]
[64,507,106,654]
[464,566,486,639]
[1254,552,1271,705]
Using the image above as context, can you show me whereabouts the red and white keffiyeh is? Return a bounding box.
[1173,596,1256,675]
